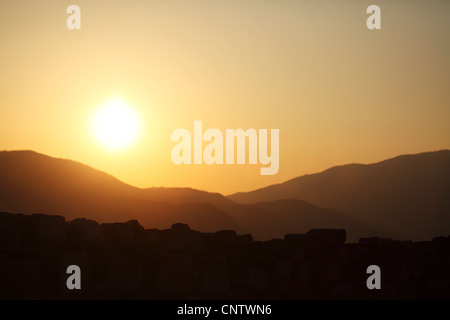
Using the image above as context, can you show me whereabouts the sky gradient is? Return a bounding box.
[0,0,449,194]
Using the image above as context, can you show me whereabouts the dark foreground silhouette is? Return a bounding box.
[1,212,449,300]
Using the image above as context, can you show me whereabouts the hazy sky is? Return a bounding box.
[0,0,449,194]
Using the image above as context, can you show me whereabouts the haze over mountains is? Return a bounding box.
[0,150,448,241]
[0,151,240,233]
[230,150,450,240]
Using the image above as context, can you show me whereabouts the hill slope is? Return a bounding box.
[229,150,450,240]
[0,150,241,232]
[0,150,376,241]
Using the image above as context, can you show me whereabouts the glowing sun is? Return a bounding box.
[92,98,140,150]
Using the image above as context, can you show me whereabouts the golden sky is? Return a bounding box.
[0,0,449,194]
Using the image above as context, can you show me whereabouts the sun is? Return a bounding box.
[92,97,140,150]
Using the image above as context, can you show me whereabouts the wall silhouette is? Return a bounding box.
[0,212,449,299]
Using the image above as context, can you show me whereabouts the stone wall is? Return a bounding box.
[0,212,449,299]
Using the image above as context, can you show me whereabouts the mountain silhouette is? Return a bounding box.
[222,199,378,241]
[0,150,376,241]
[0,151,240,233]
[229,150,450,240]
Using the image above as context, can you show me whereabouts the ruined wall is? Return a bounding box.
[0,212,449,299]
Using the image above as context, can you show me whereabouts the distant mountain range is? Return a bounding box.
[229,150,450,240]
[0,151,239,233]
[0,150,448,241]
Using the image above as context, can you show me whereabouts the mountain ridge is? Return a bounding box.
[0,149,379,241]
[1,149,448,241]
[228,150,450,240]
